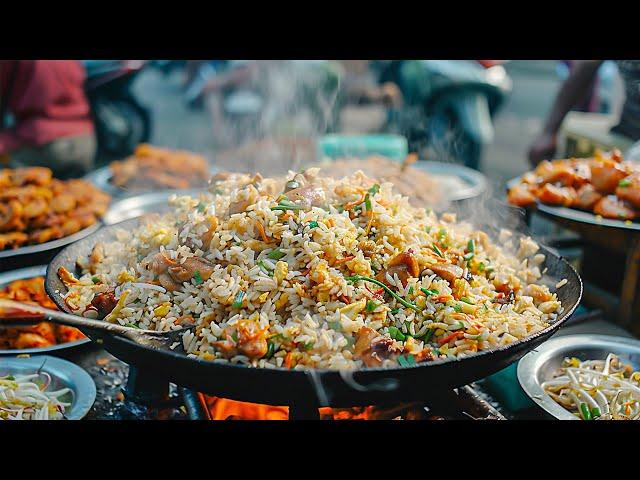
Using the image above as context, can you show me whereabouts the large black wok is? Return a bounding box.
[45,218,582,409]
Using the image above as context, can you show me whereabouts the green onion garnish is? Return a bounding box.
[463,252,475,261]
[268,249,286,260]
[258,261,274,275]
[432,244,444,258]
[388,326,406,341]
[421,288,438,296]
[328,321,342,331]
[460,297,474,305]
[5,375,15,381]
[425,226,431,234]
[421,329,435,343]
[591,406,601,418]
[408,286,414,295]
[271,199,305,211]
[302,342,314,351]
[478,262,486,272]
[196,202,206,213]
[397,354,415,367]
[467,239,475,253]
[619,178,632,188]
[308,221,319,229]
[364,194,372,211]
[231,331,239,343]
[390,308,400,315]
[365,300,377,313]
[453,304,462,313]
[193,271,204,285]
[125,323,140,329]
[449,321,465,331]
[438,228,447,242]
[345,275,420,312]
[91,276,100,284]
[580,402,592,420]
[232,291,245,309]
[265,341,276,359]
[368,184,380,195]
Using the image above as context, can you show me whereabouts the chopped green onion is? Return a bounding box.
[308,221,319,229]
[5,375,15,381]
[125,323,140,329]
[258,261,274,275]
[364,194,372,211]
[328,320,342,331]
[271,199,305,211]
[580,402,592,420]
[231,331,239,343]
[91,276,100,284]
[390,308,400,315]
[449,321,465,331]
[302,342,314,351]
[345,275,420,312]
[408,286,414,295]
[463,252,475,261]
[368,184,380,195]
[193,271,204,285]
[591,406,601,418]
[619,178,632,188]
[437,228,447,242]
[388,326,406,341]
[232,291,245,309]
[421,329,435,343]
[432,244,444,258]
[460,297,474,305]
[421,288,439,297]
[397,354,415,367]
[365,300,377,313]
[265,341,276,359]
[268,249,286,260]
[467,239,475,253]
[452,304,462,313]
[196,202,206,213]
[478,262,486,272]
[425,226,431,234]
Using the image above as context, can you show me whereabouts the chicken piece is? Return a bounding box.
[60,218,82,236]
[537,184,577,207]
[593,195,637,221]
[142,252,177,275]
[0,232,28,249]
[10,167,53,186]
[167,256,215,283]
[14,333,51,349]
[55,325,85,343]
[573,184,603,211]
[507,184,537,207]
[354,326,402,367]
[22,197,48,218]
[22,322,56,345]
[615,173,640,209]
[228,184,260,215]
[590,159,628,194]
[50,193,77,213]
[426,263,464,286]
[538,162,585,187]
[28,227,63,244]
[376,251,420,288]
[0,199,24,232]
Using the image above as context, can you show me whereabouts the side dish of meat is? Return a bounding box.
[507,149,640,221]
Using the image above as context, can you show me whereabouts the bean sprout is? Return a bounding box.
[542,354,640,420]
[0,372,72,420]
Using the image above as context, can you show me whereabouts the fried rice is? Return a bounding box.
[58,169,564,370]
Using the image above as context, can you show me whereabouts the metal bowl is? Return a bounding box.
[414,161,487,203]
[103,189,210,225]
[84,165,219,198]
[0,355,96,420]
[517,334,640,420]
[0,222,103,273]
[0,265,92,355]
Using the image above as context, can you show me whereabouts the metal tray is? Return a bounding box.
[103,189,210,225]
[517,334,640,420]
[0,355,96,420]
[0,265,91,355]
[413,161,487,202]
[85,164,219,198]
[506,176,640,232]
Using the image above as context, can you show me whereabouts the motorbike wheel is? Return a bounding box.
[94,97,151,159]
[425,111,482,170]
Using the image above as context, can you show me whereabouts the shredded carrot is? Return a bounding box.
[333,255,355,266]
[284,352,293,369]
[343,192,367,211]
[255,220,272,243]
[339,295,351,304]
[438,331,464,345]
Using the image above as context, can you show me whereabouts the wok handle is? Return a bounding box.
[0,298,142,337]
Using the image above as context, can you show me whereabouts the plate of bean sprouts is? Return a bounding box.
[0,355,96,420]
[518,334,640,420]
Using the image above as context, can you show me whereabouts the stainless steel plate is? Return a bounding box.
[0,355,96,420]
[506,176,640,232]
[413,161,487,202]
[517,334,640,420]
[84,164,219,198]
[103,189,210,225]
[0,265,91,355]
[0,222,103,260]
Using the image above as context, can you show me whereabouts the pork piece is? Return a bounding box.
[537,161,587,187]
[91,291,118,318]
[376,252,420,288]
[537,184,577,207]
[590,160,628,194]
[615,173,640,209]
[593,195,637,221]
[228,184,260,215]
[50,193,77,213]
[354,326,402,367]
[0,200,24,232]
[10,167,52,186]
[426,263,464,286]
[211,321,269,360]
[573,184,603,211]
[507,184,537,207]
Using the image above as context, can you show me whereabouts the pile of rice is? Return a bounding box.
[59,169,564,370]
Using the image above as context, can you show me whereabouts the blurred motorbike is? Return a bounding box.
[377,60,512,170]
[83,60,151,161]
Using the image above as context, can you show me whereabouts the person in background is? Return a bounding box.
[529,60,640,166]
[0,60,96,178]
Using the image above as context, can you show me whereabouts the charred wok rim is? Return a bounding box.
[506,175,640,232]
[44,218,582,376]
